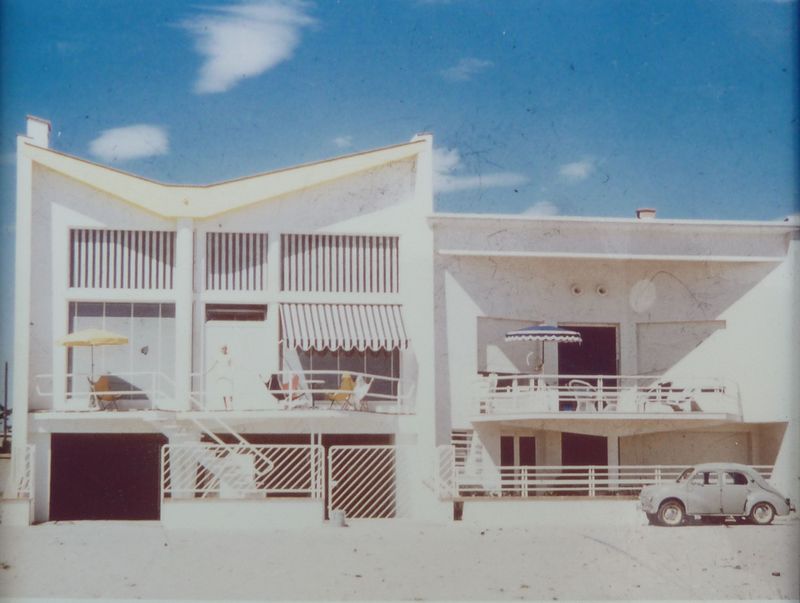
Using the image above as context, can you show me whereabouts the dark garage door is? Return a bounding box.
[50,433,167,521]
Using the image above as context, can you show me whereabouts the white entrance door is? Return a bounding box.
[204,321,270,410]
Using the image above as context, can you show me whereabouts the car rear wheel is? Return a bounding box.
[657,500,685,527]
[749,502,775,526]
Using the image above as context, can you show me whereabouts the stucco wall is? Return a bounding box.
[27,156,433,417]
[435,245,797,428]
[29,166,174,410]
[619,430,752,465]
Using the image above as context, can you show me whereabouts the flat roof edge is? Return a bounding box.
[428,212,800,231]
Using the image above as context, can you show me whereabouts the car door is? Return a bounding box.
[686,470,721,514]
[720,471,750,514]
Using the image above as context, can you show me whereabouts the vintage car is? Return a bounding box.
[639,463,794,526]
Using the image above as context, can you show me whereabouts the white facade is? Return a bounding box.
[6,116,799,525]
[432,214,799,504]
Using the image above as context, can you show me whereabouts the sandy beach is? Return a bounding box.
[0,517,797,601]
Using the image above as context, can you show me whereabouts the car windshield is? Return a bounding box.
[677,468,694,483]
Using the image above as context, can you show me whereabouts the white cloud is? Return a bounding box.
[182,1,315,94]
[559,159,595,182]
[333,135,353,149]
[522,201,559,217]
[433,147,528,193]
[89,125,169,162]
[441,58,493,82]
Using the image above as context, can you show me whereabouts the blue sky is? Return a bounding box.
[0,0,797,373]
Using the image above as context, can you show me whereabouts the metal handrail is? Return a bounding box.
[34,372,175,409]
[474,372,741,416]
[451,461,775,498]
[190,369,414,414]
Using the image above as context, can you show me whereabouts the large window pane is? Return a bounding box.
[66,301,176,402]
[366,350,397,397]
[102,303,132,380]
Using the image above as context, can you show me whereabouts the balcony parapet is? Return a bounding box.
[34,369,415,415]
[435,446,772,500]
[472,373,742,419]
[190,369,414,415]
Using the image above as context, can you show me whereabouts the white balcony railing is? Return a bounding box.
[34,368,415,414]
[5,444,35,499]
[473,373,742,418]
[34,372,177,410]
[161,443,324,499]
[435,446,773,499]
[190,369,415,414]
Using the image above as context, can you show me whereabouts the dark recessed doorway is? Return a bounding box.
[50,433,167,521]
[558,325,618,384]
[561,432,608,466]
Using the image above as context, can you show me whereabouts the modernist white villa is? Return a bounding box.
[2,116,798,526]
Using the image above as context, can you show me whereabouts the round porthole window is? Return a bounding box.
[570,284,583,296]
[596,285,608,296]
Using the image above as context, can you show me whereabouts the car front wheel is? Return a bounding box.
[749,502,775,525]
[657,500,685,527]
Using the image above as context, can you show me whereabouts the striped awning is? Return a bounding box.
[280,303,409,352]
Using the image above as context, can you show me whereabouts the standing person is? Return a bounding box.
[208,344,234,410]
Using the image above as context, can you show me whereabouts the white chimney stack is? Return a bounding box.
[636,207,656,219]
[26,115,51,148]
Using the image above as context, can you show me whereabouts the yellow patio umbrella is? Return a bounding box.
[57,328,129,380]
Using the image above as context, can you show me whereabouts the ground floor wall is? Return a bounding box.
[619,430,753,466]
[27,416,448,524]
[466,422,788,473]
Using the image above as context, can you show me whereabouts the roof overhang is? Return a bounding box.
[431,212,797,263]
[22,137,427,219]
[437,249,787,263]
[468,413,741,436]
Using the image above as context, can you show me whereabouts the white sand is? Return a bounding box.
[0,518,798,600]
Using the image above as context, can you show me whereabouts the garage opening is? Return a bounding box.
[50,433,167,521]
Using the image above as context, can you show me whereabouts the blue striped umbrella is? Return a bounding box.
[505,325,582,343]
[505,325,582,372]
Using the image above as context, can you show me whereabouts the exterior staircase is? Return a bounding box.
[146,404,274,499]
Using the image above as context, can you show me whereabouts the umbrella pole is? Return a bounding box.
[90,345,95,382]
[540,340,545,373]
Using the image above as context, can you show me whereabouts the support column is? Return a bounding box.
[51,220,70,410]
[265,233,281,375]
[31,432,51,523]
[174,219,194,410]
[9,128,40,490]
[608,434,620,492]
[543,430,562,466]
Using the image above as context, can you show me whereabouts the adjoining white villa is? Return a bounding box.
[2,116,798,527]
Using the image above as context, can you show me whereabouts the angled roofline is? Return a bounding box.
[20,136,429,219]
